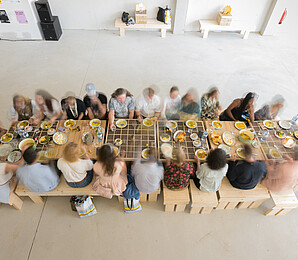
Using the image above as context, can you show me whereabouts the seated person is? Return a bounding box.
[164,148,194,190]
[201,86,222,120]
[61,92,86,120]
[194,148,228,192]
[261,149,298,192]
[255,95,285,121]
[83,83,107,120]
[227,144,266,190]
[0,162,19,204]
[108,88,134,131]
[179,89,201,121]
[16,147,60,193]
[220,92,256,122]
[161,86,181,120]
[10,94,38,124]
[57,142,93,188]
[92,144,127,199]
[131,148,164,194]
[135,87,162,122]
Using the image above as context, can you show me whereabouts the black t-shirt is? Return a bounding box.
[227,161,267,190]
[61,98,86,120]
[83,92,107,119]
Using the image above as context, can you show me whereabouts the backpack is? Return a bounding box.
[157,7,165,23]
[122,12,129,23]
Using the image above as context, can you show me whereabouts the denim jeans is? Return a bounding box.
[66,170,93,188]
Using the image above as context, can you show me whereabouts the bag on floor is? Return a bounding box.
[70,195,97,218]
[124,198,142,214]
[122,174,140,200]
[157,7,165,23]
[122,12,129,23]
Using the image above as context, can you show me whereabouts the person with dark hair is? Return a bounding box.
[201,87,222,120]
[255,95,285,121]
[61,92,86,120]
[193,148,228,192]
[16,147,60,193]
[83,83,107,120]
[0,162,19,204]
[227,144,267,190]
[33,89,62,124]
[161,86,181,120]
[220,92,256,122]
[179,89,201,121]
[131,147,164,193]
[92,144,128,198]
[108,88,134,130]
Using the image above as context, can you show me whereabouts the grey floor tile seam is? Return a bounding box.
[26,197,48,260]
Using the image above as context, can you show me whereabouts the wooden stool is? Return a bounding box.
[118,186,161,203]
[163,181,190,212]
[8,177,23,210]
[189,180,218,214]
[265,189,298,216]
[216,177,270,210]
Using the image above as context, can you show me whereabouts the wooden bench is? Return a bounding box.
[189,180,218,214]
[198,20,254,39]
[265,189,298,216]
[115,18,171,38]
[163,181,190,212]
[15,176,99,204]
[118,186,161,203]
[216,177,270,210]
[1,177,24,210]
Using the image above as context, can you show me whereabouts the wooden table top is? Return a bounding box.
[204,120,266,161]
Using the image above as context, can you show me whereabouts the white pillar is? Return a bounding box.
[173,0,190,34]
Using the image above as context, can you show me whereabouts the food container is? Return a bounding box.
[217,12,232,26]
[238,129,254,144]
[135,10,147,24]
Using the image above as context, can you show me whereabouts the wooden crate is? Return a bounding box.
[135,10,147,24]
[217,12,232,26]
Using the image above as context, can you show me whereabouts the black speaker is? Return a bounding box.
[40,16,62,41]
[35,0,53,22]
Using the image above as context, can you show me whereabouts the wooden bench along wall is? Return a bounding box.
[118,186,161,203]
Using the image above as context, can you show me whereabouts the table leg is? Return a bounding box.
[240,30,245,35]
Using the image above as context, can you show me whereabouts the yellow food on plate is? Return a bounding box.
[236,148,245,159]
[195,149,207,160]
[212,121,222,129]
[142,148,150,159]
[64,120,75,128]
[46,148,58,159]
[235,122,246,130]
[174,131,186,143]
[116,119,127,128]
[186,120,196,128]
[210,132,222,145]
[1,133,13,143]
[168,121,177,128]
[264,120,275,129]
[18,120,29,129]
[41,121,52,130]
[270,149,281,159]
[240,132,252,141]
[143,118,153,127]
[53,132,67,145]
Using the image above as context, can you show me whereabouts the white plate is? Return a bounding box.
[186,120,197,129]
[222,131,235,146]
[115,119,127,128]
[17,120,29,130]
[218,144,231,155]
[8,151,22,163]
[173,130,186,143]
[19,138,35,151]
[89,119,101,128]
[47,128,56,135]
[142,148,150,160]
[160,133,171,142]
[46,148,58,159]
[282,137,296,149]
[0,144,13,157]
[53,132,67,145]
[1,133,13,144]
[212,121,223,130]
[278,120,291,130]
[235,121,246,130]
[64,119,76,128]
[167,120,177,129]
[274,130,286,139]
[190,133,198,141]
[263,120,275,129]
[193,140,201,148]
[252,140,261,149]
[195,149,207,160]
[236,148,245,159]
[40,121,53,130]
[143,118,153,127]
[161,143,173,158]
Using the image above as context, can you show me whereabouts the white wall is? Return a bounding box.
[0,0,42,40]
[185,0,273,32]
[49,0,176,30]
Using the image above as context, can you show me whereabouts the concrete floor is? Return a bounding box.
[0,30,298,260]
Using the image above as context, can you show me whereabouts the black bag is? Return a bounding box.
[122,12,129,23]
[157,7,165,23]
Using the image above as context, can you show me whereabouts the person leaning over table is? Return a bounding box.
[108,88,135,131]
[61,91,86,120]
[179,88,201,121]
[261,148,298,192]
[83,83,107,120]
[16,147,60,193]
[164,148,195,190]
[92,144,128,198]
[31,89,63,124]
[200,86,223,120]
[9,94,38,124]
[227,144,267,190]
[255,94,285,121]
[135,87,162,122]
[161,86,181,120]
[219,92,256,123]
[193,148,228,192]
[57,142,93,188]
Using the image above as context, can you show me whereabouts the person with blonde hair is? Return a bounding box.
[61,91,86,120]
[57,142,93,188]
[255,95,285,121]
[10,94,38,124]
[164,148,194,190]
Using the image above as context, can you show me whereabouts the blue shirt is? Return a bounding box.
[17,163,60,193]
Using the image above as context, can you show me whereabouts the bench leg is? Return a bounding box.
[275,208,293,216]
[175,204,186,212]
[203,30,209,39]
[240,30,245,35]
[201,207,213,215]
[139,193,148,202]
[216,201,228,209]
[248,199,267,209]
[148,193,158,202]
[165,204,175,212]
[118,196,124,203]
[265,207,281,216]
[190,206,202,214]
[29,195,44,204]
[161,28,166,38]
[237,201,253,209]
[9,193,23,210]
[120,28,125,37]
[225,201,239,209]
[243,31,250,39]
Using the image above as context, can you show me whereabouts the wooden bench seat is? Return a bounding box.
[216,177,270,210]
[2,177,23,210]
[115,18,171,37]
[189,180,218,214]
[265,189,298,216]
[198,20,254,39]
[118,185,161,203]
[163,181,190,212]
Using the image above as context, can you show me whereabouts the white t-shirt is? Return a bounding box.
[0,163,13,185]
[10,100,38,120]
[161,95,181,118]
[196,163,228,192]
[135,94,162,118]
[36,99,61,119]
[57,158,93,182]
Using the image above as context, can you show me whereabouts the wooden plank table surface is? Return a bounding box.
[105,119,157,161]
[157,120,210,162]
[204,120,266,161]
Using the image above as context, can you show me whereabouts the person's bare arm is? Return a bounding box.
[78,112,84,120]
[225,99,241,121]
[129,110,134,119]
[135,110,142,122]
[49,110,62,124]
[194,155,200,171]
[109,110,115,130]
[5,164,19,174]
[165,157,171,167]
[87,107,94,120]
[249,105,255,122]
[62,110,67,120]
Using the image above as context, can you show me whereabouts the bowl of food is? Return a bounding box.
[212,121,223,130]
[64,119,76,128]
[167,121,177,129]
[278,120,291,130]
[142,148,150,160]
[193,140,201,148]
[210,132,222,145]
[282,137,296,149]
[274,130,286,139]
[143,118,153,127]
[17,120,29,130]
[238,129,254,144]
[195,149,207,161]
[190,133,198,141]
[218,144,231,156]
[39,136,50,145]
[19,138,35,151]
[173,130,186,143]
[294,131,298,140]
[40,121,52,130]
[7,150,22,163]
[53,132,67,145]
[46,148,58,159]
[269,149,282,159]
[186,120,197,129]
[235,121,246,130]
[82,132,94,145]
[160,133,171,142]
[90,119,101,128]
[47,128,56,135]
[115,119,127,128]
[25,125,33,132]
[161,143,173,158]
[236,148,245,159]
[263,120,275,129]
[1,133,13,144]
[222,131,235,146]
[114,138,122,146]
[37,151,47,162]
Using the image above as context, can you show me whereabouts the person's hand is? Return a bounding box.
[152,116,158,121]
[49,117,56,124]
[165,157,171,166]
[110,124,116,131]
[194,155,200,163]
[230,154,237,161]
[137,115,142,123]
